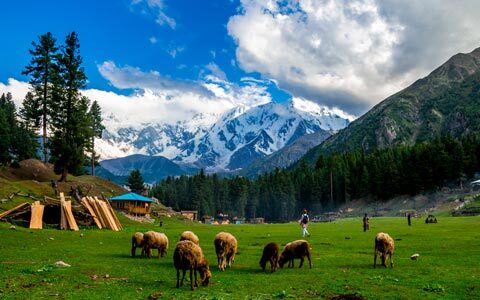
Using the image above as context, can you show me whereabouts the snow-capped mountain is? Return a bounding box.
[96,97,353,172]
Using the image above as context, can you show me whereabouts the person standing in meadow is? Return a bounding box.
[363,213,369,232]
[299,209,310,237]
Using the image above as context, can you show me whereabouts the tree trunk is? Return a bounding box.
[59,168,68,182]
[91,137,95,176]
[42,78,48,164]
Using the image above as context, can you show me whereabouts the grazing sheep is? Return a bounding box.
[131,232,145,257]
[173,240,212,291]
[180,231,200,245]
[214,232,237,271]
[143,231,169,258]
[374,232,395,268]
[259,242,280,272]
[278,240,312,269]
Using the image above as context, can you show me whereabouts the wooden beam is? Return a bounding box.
[0,202,30,219]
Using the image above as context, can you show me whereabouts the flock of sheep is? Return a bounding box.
[131,230,395,291]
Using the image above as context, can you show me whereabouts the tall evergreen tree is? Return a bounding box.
[49,32,90,181]
[127,169,145,194]
[87,100,104,176]
[0,93,38,165]
[22,32,58,163]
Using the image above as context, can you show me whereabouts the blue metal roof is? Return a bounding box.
[110,192,153,203]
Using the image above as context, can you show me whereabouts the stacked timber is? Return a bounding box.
[0,193,122,231]
[80,196,122,231]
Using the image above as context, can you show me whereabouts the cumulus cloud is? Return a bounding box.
[228,0,480,114]
[1,60,274,133]
[98,61,211,97]
[130,0,176,29]
[0,78,31,108]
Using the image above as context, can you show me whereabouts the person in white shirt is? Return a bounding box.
[299,209,310,237]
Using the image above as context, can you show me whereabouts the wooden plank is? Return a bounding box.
[87,197,106,228]
[98,200,118,231]
[80,197,102,229]
[90,197,111,229]
[60,193,67,230]
[29,202,44,229]
[97,197,121,231]
[0,202,30,219]
[101,195,123,231]
[63,200,79,231]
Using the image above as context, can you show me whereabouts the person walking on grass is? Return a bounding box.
[299,209,310,237]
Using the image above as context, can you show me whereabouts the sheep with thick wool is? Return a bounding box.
[278,240,312,269]
[180,231,199,245]
[143,231,169,258]
[259,242,280,273]
[173,240,211,291]
[131,232,145,257]
[214,232,237,271]
[374,232,395,268]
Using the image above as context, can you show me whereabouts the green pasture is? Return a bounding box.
[0,216,479,299]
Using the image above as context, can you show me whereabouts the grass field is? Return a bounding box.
[1,215,479,299]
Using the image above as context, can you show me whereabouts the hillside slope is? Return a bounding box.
[302,47,480,164]
[239,130,332,177]
[0,160,126,207]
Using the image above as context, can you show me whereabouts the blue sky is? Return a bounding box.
[1,0,285,97]
[1,0,480,118]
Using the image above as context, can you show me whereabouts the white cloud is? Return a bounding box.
[149,36,158,44]
[98,60,211,96]
[205,62,228,81]
[228,0,480,114]
[130,0,176,29]
[0,78,30,108]
[166,45,185,58]
[1,71,273,134]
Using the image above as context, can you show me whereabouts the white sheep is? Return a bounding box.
[374,232,395,268]
[143,231,169,258]
[214,232,237,271]
[180,230,199,245]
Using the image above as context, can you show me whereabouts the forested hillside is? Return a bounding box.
[151,135,480,221]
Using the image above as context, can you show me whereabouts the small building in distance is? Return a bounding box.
[110,192,153,216]
[180,210,198,221]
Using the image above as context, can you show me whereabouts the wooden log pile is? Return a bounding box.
[0,192,122,231]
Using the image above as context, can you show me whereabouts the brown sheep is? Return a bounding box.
[278,240,312,269]
[131,232,145,257]
[173,240,212,291]
[374,232,395,268]
[214,232,237,271]
[180,231,199,245]
[143,231,169,258]
[259,242,280,272]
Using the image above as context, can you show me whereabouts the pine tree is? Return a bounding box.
[87,100,104,176]
[22,32,58,163]
[127,169,145,194]
[0,96,10,165]
[49,32,90,181]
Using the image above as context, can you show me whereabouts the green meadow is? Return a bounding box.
[0,216,479,299]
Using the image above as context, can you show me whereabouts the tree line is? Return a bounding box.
[0,32,104,181]
[151,135,480,222]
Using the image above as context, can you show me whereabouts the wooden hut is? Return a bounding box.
[180,210,198,221]
[110,192,153,216]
